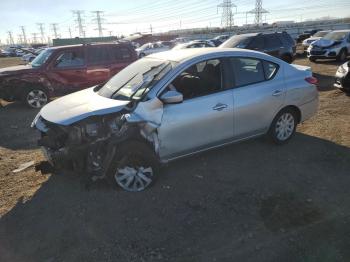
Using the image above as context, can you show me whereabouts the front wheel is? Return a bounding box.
[109,141,160,192]
[23,88,49,109]
[268,109,297,144]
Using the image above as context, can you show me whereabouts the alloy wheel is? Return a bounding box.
[275,112,295,141]
[26,89,48,108]
[115,165,154,192]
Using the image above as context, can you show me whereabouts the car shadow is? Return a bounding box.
[0,101,40,150]
[1,133,350,261]
[313,72,336,91]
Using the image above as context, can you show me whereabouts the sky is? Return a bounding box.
[0,0,349,44]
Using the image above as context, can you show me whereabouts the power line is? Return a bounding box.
[91,10,105,37]
[37,23,45,43]
[7,31,14,45]
[51,23,59,39]
[248,0,268,25]
[32,33,39,44]
[20,26,27,45]
[218,0,237,28]
[72,10,86,37]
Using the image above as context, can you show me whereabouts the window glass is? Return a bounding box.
[264,34,282,49]
[230,58,265,86]
[55,50,85,68]
[170,59,222,100]
[113,47,132,60]
[87,47,110,64]
[248,36,264,49]
[263,61,278,80]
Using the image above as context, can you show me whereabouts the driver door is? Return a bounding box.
[157,58,234,160]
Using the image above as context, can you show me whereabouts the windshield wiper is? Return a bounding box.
[130,62,171,100]
[110,73,139,99]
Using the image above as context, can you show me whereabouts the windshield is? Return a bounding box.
[323,31,349,41]
[98,58,175,100]
[313,31,329,37]
[31,49,53,67]
[220,35,253,48]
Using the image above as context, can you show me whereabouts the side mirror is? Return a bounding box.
[160,90,183,104]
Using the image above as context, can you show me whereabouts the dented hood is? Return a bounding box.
[40,87,129,126]
[312,38,339,48]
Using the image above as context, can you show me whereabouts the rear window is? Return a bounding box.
[112,47,132,61]
[264,34,282,48]
[87,46,111,65]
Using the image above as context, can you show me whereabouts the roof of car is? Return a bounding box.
[332,29,350,33]
[48,42,130,50]
[147,47,273,63]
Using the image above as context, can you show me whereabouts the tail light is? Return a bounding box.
[305,76,318,85]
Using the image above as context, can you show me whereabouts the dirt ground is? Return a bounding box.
[0,55,349,262]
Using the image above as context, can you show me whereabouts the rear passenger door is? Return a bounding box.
[86,46,112,86]
[109,46,135,77]
[229,57,285,138]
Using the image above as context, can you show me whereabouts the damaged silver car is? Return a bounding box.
[32,48,319,192]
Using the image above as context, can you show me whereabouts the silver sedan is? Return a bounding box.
[33,48,319,191]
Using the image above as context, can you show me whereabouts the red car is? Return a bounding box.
[0,43,137,108]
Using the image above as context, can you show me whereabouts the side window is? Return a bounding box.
[248,36,264,50]
[54,50,85,68]
[263,61,279,80]
[264,34,282,49]
[170,59,222,100]
[87,47,111,65]
[113,47,132,61]
[230,57,265,86]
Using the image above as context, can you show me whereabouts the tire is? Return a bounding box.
[109,141,160,192]
[268,108,298,145]
[281,54,293,64]
[337,49,347,62]
[22,87,49,109]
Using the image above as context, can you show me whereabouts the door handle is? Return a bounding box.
[213,103,228,111]
[272,90,283,96]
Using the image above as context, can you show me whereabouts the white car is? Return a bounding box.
[135,42,170,58]
[302,30,331,51]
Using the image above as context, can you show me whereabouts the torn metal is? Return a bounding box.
[32,97,164,181]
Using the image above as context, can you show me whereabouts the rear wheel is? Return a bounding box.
[109,141,160,192]
[268,108,298,144]
[23,88,49,109]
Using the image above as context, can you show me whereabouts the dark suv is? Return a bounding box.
[0,42,137,108]
[220,32,296,63]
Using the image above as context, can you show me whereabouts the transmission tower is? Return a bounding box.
[68,27,72,38]
[20,26,27,45]
[92,11,105,37]
[32,33,39,44]
[72,10,85,38]
[217,0,237,28]
[51,23,59,39]
[37,23,45,43]
[7,31,14,45]
[17,34,23,45]
[248,0,268,25]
